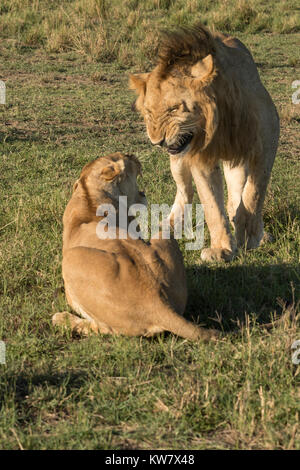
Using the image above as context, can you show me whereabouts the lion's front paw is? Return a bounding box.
[201,247,235,262]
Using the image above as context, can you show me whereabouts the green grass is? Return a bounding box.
[0,0,300,450]
[0,0,299,65]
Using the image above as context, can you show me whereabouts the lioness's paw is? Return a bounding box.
[201,248,234,263]
[52,311,71,326]
[52,312,99,336]
[52,311,81,331]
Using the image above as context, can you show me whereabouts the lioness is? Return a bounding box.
[130,24,279,262]
[52,152,219,341]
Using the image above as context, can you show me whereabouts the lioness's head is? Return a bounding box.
[130,25,218,156]
[73,152,146,209]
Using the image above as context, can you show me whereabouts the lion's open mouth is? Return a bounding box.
[167,133,194,155]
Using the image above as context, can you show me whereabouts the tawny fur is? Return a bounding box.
[53,152,220,341]
[130,24,279,262]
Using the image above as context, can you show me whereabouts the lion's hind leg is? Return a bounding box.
[223,161,248,233]
[223,157,276,250]
[52,311,99,336]
[234,158,275,250]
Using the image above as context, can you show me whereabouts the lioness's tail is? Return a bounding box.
[160,307,220,342]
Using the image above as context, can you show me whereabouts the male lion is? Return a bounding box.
[130,24,279,262]
[52,152,219,341]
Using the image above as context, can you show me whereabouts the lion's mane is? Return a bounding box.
[156,24,262,167]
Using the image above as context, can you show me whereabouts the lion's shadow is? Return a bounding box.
[184,262,299,331]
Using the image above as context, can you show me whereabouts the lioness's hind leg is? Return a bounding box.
[52,311,99,336]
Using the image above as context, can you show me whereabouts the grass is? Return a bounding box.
[0,0,299,65]
[0,0,299,450]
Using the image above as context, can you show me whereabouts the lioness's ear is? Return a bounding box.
[125,154,142,175]
[191,54,215,85]
[100,161,125,181]
[73,179,79,192]
[129,73,149,95]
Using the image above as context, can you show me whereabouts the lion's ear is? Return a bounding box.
[191,54,215,85]
[129,73,149,95]
[100,161,125,181]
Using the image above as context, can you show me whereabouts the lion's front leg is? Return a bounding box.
[191,162,236,262]
[168,155,194,226]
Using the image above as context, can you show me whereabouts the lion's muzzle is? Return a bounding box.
[167,133,194,155]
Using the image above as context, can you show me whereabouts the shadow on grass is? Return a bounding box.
[0,370,89,405]
[185,263,299,331]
